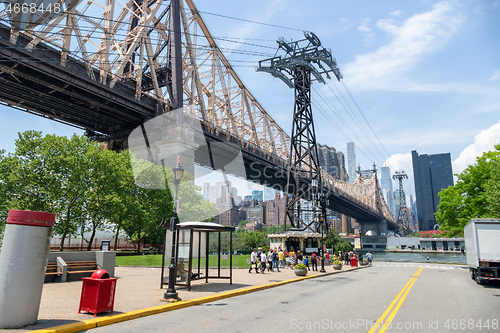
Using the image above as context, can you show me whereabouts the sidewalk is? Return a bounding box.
[10,264,365,332]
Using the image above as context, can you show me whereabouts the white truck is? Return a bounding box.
[464,219,500,284]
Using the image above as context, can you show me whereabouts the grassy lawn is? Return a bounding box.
[116,254,252,268]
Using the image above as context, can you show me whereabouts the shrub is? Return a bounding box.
[332,260,342,266]
[294,263,307,269]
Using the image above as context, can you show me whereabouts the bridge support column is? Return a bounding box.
[341,214,348,234]
[360,221,387,237]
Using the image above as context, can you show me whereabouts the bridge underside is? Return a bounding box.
[0,24,157,143]
[0,24,395,231]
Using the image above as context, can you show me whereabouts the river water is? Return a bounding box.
[370,251,467,264]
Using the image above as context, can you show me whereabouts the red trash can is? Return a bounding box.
[78,269,117,316]
[351,257,358,267]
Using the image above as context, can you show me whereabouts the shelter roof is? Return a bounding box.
[177,221,235,231]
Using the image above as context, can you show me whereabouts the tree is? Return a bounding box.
[485,145,500,217]
[436,145,500,234]
[238,230,267,250]
[323,230,353,254]
[0,132,102,250]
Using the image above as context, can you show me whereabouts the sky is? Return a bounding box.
[1,0,499,202]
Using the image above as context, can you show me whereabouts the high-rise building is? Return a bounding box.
[412,150,454,231]
[380,166,394,216]
[264,187,277,201]
[347,142,356,183]
[203,182,210,200]
[316,143,347,180]
[265,193,287,226]
[251,190,263,201]
[207,181,237,205]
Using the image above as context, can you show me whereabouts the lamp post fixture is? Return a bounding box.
[164,156,184,300]
[319,214,326,273]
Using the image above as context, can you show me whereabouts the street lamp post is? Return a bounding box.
[164,157,184,300]
[319,214,326,273]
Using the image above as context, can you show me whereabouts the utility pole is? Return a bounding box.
[392,171,410,235]
[257,31,342,233]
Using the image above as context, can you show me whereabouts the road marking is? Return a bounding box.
[367,267,424,333]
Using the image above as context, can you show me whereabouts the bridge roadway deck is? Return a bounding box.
[0,23,393,227]
[11,264,363,332]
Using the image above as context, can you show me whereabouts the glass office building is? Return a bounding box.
[411,150,454,231]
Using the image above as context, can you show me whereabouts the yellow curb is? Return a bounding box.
[30,271,350,333]
[29,319,98,333]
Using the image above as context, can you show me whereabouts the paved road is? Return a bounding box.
[84,263,500,333]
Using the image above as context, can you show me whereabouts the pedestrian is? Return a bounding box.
[278,248,285,268]
[289,248,296,269]
[296,250,304,264]
[267,248,273,272]
[272,248,280,272]
[249,249,259,273]
[344,251,349,265]
[289,253,296,269]
[260,250,267,273]
[348,250,353,265]
[311,252,318,271]
[325,252,330,266]
[304,256,311,271]
[366,251,373,266]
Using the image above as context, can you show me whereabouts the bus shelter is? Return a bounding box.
[161,222,235,291]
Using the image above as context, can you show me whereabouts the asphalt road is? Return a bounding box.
[84,263,500,333]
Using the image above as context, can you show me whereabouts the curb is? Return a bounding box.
[30,266,367,333]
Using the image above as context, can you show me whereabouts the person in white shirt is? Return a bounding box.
[260,251,267,273]
[249,249,259,273]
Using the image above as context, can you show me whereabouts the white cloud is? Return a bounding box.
[490,69,500,81]
[452,120,500,175]
[344,1,464,91]
[357,18,374,45]
[383,153,415,198]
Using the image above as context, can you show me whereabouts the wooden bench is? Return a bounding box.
[45,262,62,282]
[65,260,100,281]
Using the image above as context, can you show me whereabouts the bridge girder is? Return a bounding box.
[0,0,395,227]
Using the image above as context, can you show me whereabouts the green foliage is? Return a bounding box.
[0,132,216,251]
[332,260,342,266]
[435,145,500,233]
[294,263,307,269]
[238,230,267,250]
[323,229,353,254]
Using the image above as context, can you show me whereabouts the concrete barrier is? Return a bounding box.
[45,251,116,282]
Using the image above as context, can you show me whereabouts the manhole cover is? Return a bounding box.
[281,301,289,304]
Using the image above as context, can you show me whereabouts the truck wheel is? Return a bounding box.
[475,273,483,285]
[470,269,475,280]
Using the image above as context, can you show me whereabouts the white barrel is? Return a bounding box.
[0,210,55,329]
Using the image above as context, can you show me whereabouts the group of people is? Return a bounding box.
[249,246,324,273]
[337,250,373,266]
[249,247,285,274]
[249,246,374,273]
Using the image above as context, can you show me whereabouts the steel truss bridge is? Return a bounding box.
[0,0,404,235]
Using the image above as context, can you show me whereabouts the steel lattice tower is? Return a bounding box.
[258,31,342,231]
[393,171,410,234]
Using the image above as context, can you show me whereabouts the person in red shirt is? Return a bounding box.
[325,252,330,266]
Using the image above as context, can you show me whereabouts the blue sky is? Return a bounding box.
[1,0,499,200]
